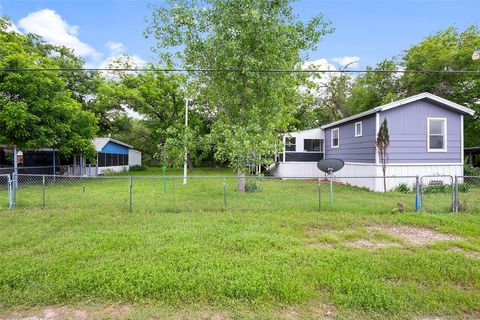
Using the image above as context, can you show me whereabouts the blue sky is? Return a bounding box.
[1,0,479,69]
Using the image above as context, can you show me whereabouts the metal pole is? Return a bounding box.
[79,154,84,177]
[13,146,18,189]
[12,172,16,208]
[129,176,133,213]
[42,175,46,208]
[8,175,12,209]
[329,172,333,208]
[453,176,458,213]
[223,177,227,210]
[415,176,421,212]
[183,98,189,185]
[318,178,321,211]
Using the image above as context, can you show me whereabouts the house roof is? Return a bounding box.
[321,92,476,129]
[92,138,133,152]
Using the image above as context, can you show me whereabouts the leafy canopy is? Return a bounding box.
[0,18,98,158]
[147,0,333,173]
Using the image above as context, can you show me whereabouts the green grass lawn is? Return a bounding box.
[0,168,480,319]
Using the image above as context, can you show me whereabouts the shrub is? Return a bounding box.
[245,179,261,193]
[129,165,147,172]
[458,182,470,193]
[394,183,411,194]
[464,163,480,176]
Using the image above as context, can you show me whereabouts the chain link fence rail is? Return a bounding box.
[5,174,479,213]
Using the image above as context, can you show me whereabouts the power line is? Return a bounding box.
[1,67,480,74]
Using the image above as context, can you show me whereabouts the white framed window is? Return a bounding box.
[427,118,447,152]
[331,128,339,148]
[355,121,363,137]
[285,137,296,152]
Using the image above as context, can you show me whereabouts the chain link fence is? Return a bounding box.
[456,176,480,213]
[2,174,479,213]
[0,174,12,209]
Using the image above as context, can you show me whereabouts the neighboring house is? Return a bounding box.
[269,93,475,191]
[270,127,324,177]
[92,138,142,174]
[0,138,142,176]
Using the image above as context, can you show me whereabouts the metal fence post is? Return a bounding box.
[8,175,13,209]
[316,178,321,211]
[129,176,133,213]
[12,173,16,208]
[329,173,333,208]
[415,176,421,212]
[420,176,424,211]
[453,176,459,213]
[223,177,227,210]
[42,175,46,208]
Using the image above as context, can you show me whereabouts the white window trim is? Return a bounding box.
[331,128,339,148]
[427,117,447,152]
[355,121,363,137]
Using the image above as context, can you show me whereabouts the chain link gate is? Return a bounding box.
[420,175,454,212]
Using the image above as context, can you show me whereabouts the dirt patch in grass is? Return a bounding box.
[450,247,480,260]
[305,225,464,250]
[376,226,463,246]
[346,239,402,249]
[6,305,132,320]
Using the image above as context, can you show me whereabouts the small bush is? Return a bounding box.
[458,182,470,193]
[394,183,411,194]
[245,179,261,193]
[464,163,480,176]
[129,165,147,172]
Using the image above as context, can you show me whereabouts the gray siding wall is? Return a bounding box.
[324,114,377,163]
[380,100,462,163]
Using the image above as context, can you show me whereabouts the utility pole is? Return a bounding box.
[183,98,189,185]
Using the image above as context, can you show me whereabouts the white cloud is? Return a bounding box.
[96,41,146,70]
[303,58,337,71]
[105,41,126,56]
[18,9,101,59]
[300,57,359,99]
[331,56,361,68]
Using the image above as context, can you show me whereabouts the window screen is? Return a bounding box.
[304,139,322,151]
[285,137,296,151]
[332,128,339,147]
[428,118,446,151]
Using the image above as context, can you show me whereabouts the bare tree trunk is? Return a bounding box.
[237,169,246,192]
[383,165,387,193]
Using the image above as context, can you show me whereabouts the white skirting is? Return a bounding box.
[268,162,324,178]
[269,161,463,192]
[98,165,129,174]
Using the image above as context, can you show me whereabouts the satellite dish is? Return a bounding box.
[317,158,344,174]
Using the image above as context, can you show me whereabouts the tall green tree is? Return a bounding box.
[0,18,98,159]
[402,26,480,146]
[93,67,212,166]
[347,59,403,114]
[147,0,332,190]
